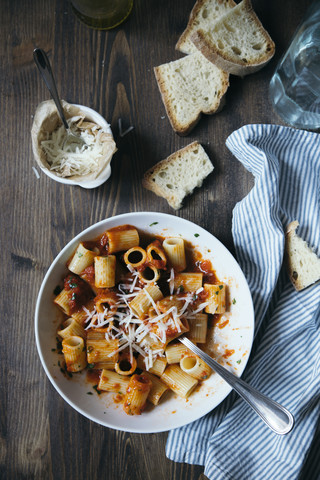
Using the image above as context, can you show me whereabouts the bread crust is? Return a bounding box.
[176,0,236,54]
[154,60,229,136]
[285,220,320,291]
[191,0,275,76]
[142,141,213,209]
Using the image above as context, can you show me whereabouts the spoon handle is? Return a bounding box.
[33,48,69,130]
[179,336,294,435]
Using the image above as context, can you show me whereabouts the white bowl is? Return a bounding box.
[35,212,254,433]
[38,104,113,189]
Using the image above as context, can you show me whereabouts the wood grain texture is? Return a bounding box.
[0,0,313,478]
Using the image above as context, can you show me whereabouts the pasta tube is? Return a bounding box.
[180,354,211,380]
[165,342,191,364]
[62,336,87,372]
[94,255,116,288]
[186,313,208,343]
[71,298,95,326]
[123,374,152,415]
[94,290,118,317]
[123,246,147,268]
[54,288,72,316]
[58,318,86,340]
[68,243,97,275]
[137,355,167,376]
[107,226,139,254]
[115,352,137,376]
[138,265,160,284]
[143,372,169,405]
[146,241,167,269]
[129,284,163,318]
[174,272,203,293]
[98,369,130,394]
[86,329,119,364]
[161,365,198,398]
[162,237,186,272]
[156,295,185,314]
[204,283,226,314]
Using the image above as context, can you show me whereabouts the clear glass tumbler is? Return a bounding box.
[70,0,133,30]
[269,0,320,130]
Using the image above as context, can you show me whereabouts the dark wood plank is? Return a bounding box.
[0,0,313,478]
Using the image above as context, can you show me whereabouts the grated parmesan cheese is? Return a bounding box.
[83,264,210,369]
[40,116,108,177]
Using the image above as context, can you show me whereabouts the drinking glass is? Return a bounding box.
[269,0,320,130]
[70,0,133,30]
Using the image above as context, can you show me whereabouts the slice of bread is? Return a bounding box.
[285,220,320,291]
[142,141,214,209]
[191,0,275,76]
[154,51,229,135]
[176,0,236,55]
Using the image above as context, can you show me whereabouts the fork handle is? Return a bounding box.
[33,48,69,130]
[179,337,294,435]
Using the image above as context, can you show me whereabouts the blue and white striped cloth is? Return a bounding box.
[166,124,320,480]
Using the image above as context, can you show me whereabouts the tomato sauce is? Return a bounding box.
[63,274,92,314]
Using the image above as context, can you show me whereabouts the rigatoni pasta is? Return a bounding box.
[53,224,230,416]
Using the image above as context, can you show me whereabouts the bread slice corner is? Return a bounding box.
[142,141,214,209]
[154,51,229,135]
[285,220,320,291]
[191,0,275,76]
[176,0,236,55]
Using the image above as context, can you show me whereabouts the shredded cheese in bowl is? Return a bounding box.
[41,116,109,177]
[31,100,117,188]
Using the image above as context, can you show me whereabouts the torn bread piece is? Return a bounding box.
[285,221,320,291]
[176,0,236,55]
[191,0,275,76]
[154,51,229,135]
[142,142,214,209]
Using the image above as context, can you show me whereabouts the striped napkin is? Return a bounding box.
[166,124,320,480]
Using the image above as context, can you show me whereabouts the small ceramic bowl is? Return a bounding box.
[32,102,115,189]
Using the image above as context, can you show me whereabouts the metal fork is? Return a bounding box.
[179,336,294,435]
[33,48,85,148]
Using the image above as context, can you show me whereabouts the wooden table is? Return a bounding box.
[1,0,313,478]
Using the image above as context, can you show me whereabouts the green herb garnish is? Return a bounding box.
[53,285,62,296]
[93,385,101,395]
[149,222,159,226]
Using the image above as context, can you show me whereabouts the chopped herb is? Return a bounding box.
[56,338,62,354]
[77,253,83,258]
[236,359,241,364]
[51,348,56,352]
[69,282,78,288]
[149,222,158,226]
[53,285,62,296]
[177,285,184,294]
[71,292,77,301]
[93,385,101,395]
[232,298,237,304]
[87,362,95,369]
[87,392,93,395]
[193,294,198,301]
[215,291,220,295]
[194,233,200,237]
[87,346,94,353]
[219,285,224,290]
